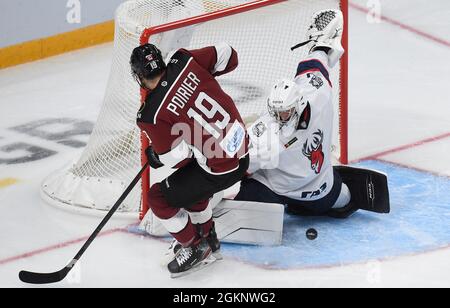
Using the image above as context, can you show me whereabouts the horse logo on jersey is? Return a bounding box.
[302,130,325,174]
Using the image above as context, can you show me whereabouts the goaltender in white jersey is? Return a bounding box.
[235,10,352,216]
[237,10,390,219]
[248,63,339,202]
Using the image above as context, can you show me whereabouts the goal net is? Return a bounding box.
[41,0,348,218]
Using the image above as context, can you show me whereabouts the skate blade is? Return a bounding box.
[170,255,217,279]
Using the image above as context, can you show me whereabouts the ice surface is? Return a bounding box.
[0,1,449,287]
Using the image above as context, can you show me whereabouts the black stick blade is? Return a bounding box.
[19,267,70,285]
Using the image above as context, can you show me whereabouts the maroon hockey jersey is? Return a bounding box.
[137,44,249,175]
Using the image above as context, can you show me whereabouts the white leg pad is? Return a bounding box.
[213,200,284,246]
[140,199,284,246]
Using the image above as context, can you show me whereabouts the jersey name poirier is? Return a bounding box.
[248,51,335,201]
[166,72,200,117]
[137,45,249,175]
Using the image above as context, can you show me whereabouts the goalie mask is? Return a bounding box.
[130,44,166,88]
[268,79,306,130]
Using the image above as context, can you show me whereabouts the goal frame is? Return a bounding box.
[137,0,349,219]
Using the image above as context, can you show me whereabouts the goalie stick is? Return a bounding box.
[19,162,150,285]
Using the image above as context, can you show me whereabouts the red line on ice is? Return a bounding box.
[351,132,450,163]
[350,2,450,48]
[373,158,450,179]
[0,227,129,266]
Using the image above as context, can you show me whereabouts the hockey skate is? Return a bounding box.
[164,223,222,264]
[167,237,217,278]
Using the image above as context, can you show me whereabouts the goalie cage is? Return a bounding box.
[41,0,349,219]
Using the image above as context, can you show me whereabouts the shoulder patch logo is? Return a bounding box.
[308,73,324,89]
[253,121,267,138]
[220,121,246,158]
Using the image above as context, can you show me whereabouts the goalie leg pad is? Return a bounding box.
[213,200,284,246]
[140,199,285,246]
[328,166,391,219]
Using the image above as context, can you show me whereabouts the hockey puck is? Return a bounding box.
[306,228,318,240]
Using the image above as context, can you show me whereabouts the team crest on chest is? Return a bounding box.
[302,129,325,174]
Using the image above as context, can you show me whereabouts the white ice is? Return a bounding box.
[0,0,449,287]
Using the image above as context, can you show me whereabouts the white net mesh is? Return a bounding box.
[41,0,346,216]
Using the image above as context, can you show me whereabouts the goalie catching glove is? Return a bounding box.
[291,9,344,68]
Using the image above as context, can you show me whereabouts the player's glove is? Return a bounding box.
[145,146,164,169]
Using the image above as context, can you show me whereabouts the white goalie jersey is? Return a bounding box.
[248,51,336,201]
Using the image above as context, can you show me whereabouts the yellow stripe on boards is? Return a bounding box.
[0,178,20,188]
[0,20,114,69]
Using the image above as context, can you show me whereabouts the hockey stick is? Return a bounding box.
[19,162,150,285]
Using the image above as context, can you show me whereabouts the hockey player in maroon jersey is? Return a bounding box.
[130,43,249,277]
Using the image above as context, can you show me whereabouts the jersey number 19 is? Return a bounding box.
[187,92,231,139]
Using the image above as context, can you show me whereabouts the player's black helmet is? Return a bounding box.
[130,44,166,86]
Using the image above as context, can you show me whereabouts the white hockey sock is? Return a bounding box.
[159,209,190,233]
[332,183,351,209]
[188,203,213,225]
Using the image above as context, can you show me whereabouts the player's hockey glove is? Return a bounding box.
[145,146,164,169]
